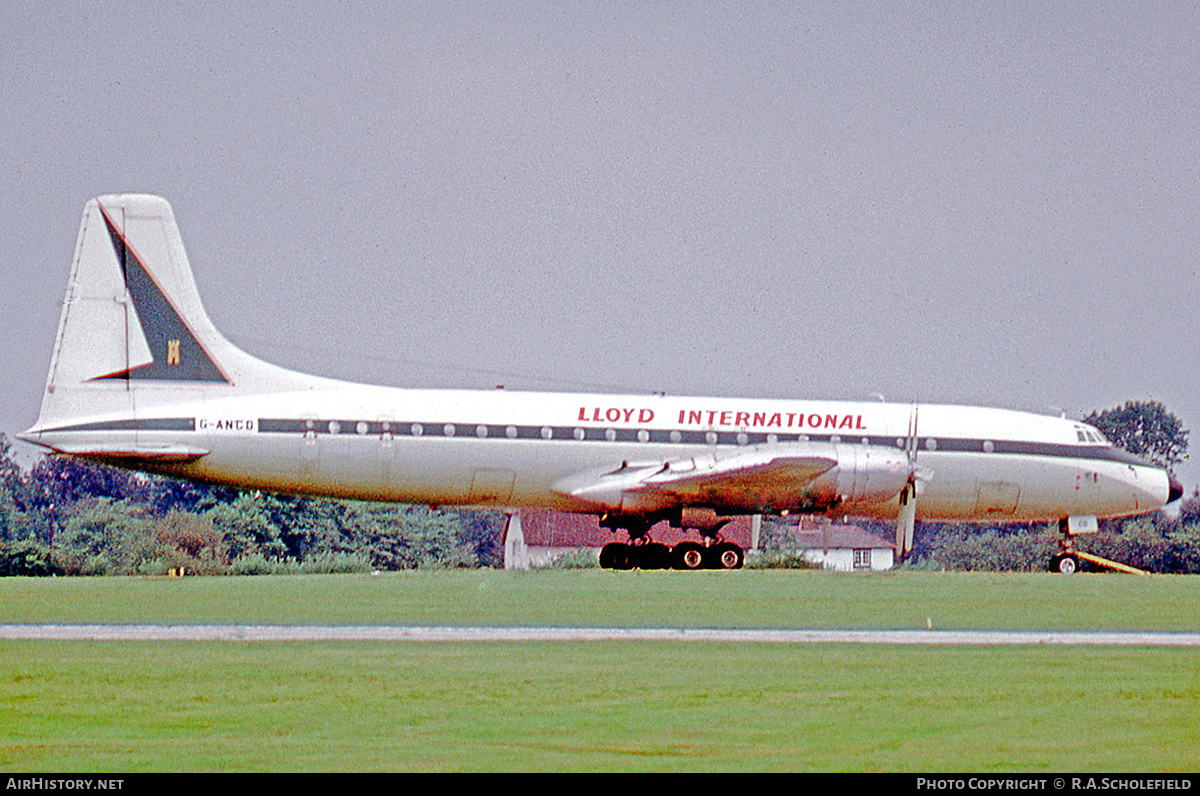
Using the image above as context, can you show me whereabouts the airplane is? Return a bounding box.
[19,194,1183,573]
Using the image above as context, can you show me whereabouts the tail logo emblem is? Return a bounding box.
[92,204,230,383]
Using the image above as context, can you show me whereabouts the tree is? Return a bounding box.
[1082,400,1188,472]
[24,457,149,515]
[152,510,228,575]
[339,503,476,569]
[144,477,234,516]
[0,539,60,577]
[205,492,288,561]
[0,437,21,543]
[56,498,152,575]
[0,434,21,494]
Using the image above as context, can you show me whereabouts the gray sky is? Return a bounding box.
[4,2,1199,488]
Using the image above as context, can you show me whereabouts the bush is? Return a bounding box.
[230,554,299,576]
[745,550,821,569]
[151,511,229,576]
[1165,523,1200,573]
[205,494,287,561]
[56,499,152,576]
[0,539,62,577]
[1080,518,1200,574]
[299,552,373,574]
[917,524,1058,572]
[544,549,598,569]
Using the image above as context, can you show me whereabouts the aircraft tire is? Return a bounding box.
[706,542,744,570]
[672,542,705,571]
[635,542,672,570]
[600,543,632,570]
[1050,553,1079,575]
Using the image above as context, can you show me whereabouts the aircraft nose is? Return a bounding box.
[1169,476,1184,504]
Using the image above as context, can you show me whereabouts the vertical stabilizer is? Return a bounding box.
[27,194,315,436]
[93,198,229,383]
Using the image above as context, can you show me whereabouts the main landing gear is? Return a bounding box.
[597,510,746,571]
[599,538,745,570]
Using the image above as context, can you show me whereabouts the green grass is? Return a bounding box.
[1,569,1199,630]
[2,570,1199,772]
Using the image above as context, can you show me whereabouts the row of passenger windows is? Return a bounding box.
[261,418,1138,462]
[270,418,968,451]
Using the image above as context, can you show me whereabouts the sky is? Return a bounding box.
[3,2,1199,487]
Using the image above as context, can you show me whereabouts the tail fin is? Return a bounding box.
[25,194,313,437]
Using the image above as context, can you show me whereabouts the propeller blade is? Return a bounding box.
[895,403,920,560]
[896,480,917,558]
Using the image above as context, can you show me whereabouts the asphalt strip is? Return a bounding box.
[2,625,1200,645]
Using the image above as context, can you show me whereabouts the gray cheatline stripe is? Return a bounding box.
[42,418,196,433]
[2,625,1199,645]
[254,418,1149,466]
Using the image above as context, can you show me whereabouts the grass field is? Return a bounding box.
[2,570,1199,772]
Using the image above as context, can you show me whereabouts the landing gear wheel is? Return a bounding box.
[636,542,672,570]
[672,542,705,571]
[599,542,631,570]
[706,542,744,570]
[1050,553,1079,575]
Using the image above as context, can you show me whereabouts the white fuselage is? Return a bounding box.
[32,382,1170,524]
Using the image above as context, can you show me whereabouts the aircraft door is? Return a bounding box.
[974,481,1020,516]
[469,469,516,505]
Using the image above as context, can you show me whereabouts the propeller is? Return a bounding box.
[895,403,923,560]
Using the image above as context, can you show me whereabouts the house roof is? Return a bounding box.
[792,525,896,551]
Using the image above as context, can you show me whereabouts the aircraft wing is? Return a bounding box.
[553,444,838,515]
[631,453,836,501]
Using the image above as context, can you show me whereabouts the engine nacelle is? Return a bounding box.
[825,443,912,507]
[669,507,732,533]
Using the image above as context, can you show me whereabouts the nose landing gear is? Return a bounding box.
[1049,551,1080,575]
[1049,516,1148,575]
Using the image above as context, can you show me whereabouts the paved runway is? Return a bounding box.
[3,624,1200,645]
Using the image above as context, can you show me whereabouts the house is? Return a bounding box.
[782,518,896,572]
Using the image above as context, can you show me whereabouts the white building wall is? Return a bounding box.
[802,548,894,572]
